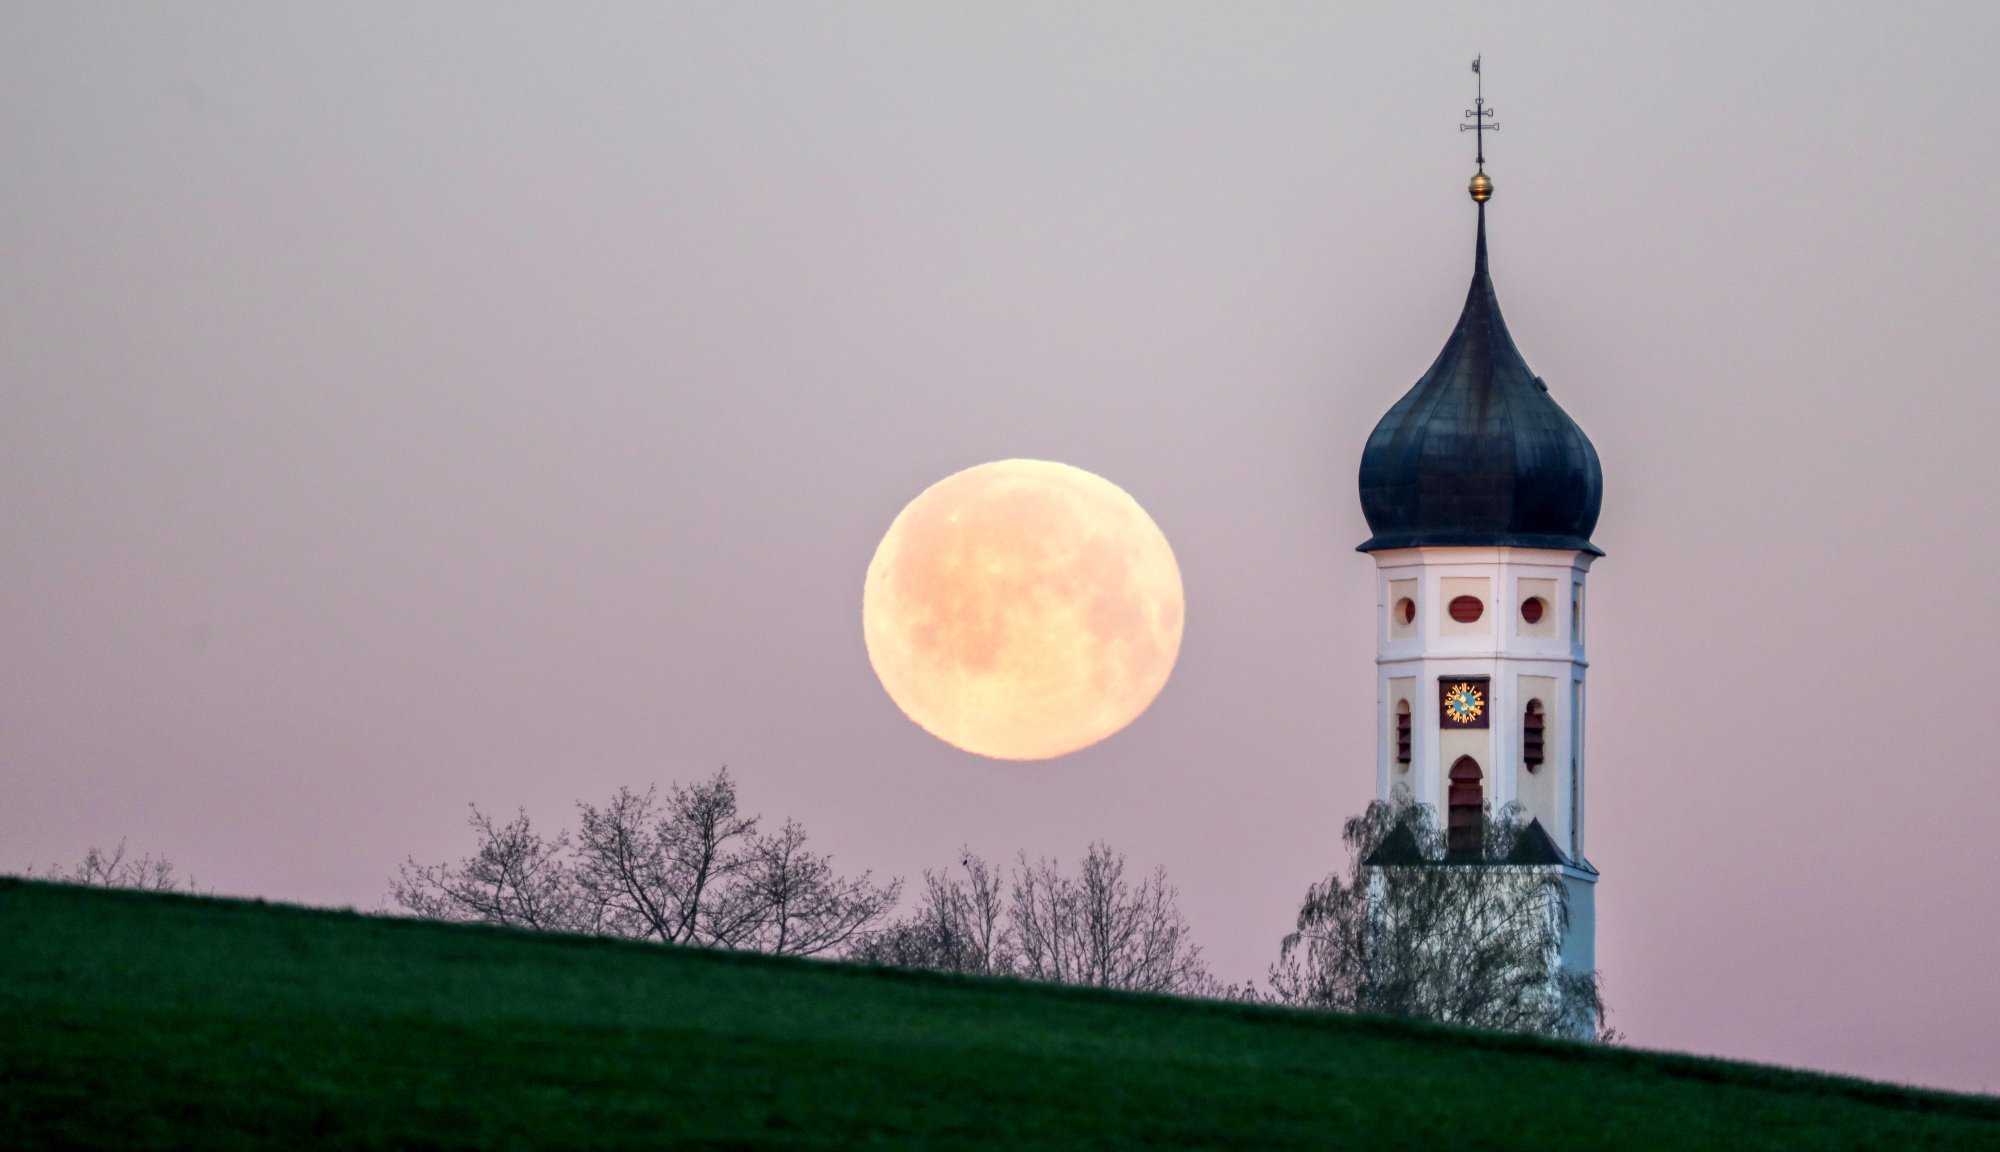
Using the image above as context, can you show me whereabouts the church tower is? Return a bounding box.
[1357,62,1603,978]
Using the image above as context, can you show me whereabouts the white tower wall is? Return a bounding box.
[1372,546,1593,854]
[1370,544,1599,989]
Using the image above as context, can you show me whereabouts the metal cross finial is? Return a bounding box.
[1460,55,1498,169]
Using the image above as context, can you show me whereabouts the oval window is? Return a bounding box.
[1396,598,1415,625]
[1448,595,1484,623]
[1521,596,1546,624]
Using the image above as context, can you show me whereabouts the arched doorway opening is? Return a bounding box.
[1447,757,1483,857]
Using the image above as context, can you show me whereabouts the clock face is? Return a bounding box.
[1443,683,1483,722]
[1438,678,1490,728]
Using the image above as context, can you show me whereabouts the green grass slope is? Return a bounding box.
[2,879,1993,1150]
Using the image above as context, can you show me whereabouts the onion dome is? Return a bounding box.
[1356,199,1604,555]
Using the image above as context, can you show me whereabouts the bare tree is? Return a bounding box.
[851,853,1011,976]
[1008,842,1214,995]
[392,809,596,933]
[28,841,199,893]
[732,821,902,957]
[848,843,1217,996]
[571,775,760,946]
[1269,790,1610,1040]
[859,847,1212,995]
[394,768,899,958]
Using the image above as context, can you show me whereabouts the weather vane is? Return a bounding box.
[1461,55,1498,203]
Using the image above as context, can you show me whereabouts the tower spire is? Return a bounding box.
[1461,56,1498,204]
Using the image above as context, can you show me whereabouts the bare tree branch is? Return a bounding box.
[392,808,593,933]
[731,821,902,957]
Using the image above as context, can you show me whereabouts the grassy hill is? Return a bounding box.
[2,879,1994,1149]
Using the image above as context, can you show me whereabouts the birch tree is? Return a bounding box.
[1268,792,1610,1040]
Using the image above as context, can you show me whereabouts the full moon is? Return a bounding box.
[863,459,1185,761]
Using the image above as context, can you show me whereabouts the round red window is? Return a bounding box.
[1521,596,1546,624]
[1448,595,1484,623]
[1396,598,1415,625]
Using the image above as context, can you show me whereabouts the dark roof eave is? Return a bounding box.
[1357,532,1604,557]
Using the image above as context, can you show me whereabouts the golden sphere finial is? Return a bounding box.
[1469,171,1494,203]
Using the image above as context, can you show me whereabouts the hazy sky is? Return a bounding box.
[5,3,1997,1094]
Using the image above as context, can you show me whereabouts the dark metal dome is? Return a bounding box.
[1357,207,1603,555]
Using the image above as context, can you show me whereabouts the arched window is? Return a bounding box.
[1523,700,1545,772]
[1447,757,1483,857]
[1395,701,1412,769]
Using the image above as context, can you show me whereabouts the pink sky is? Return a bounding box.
[4,3,1996,1094]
